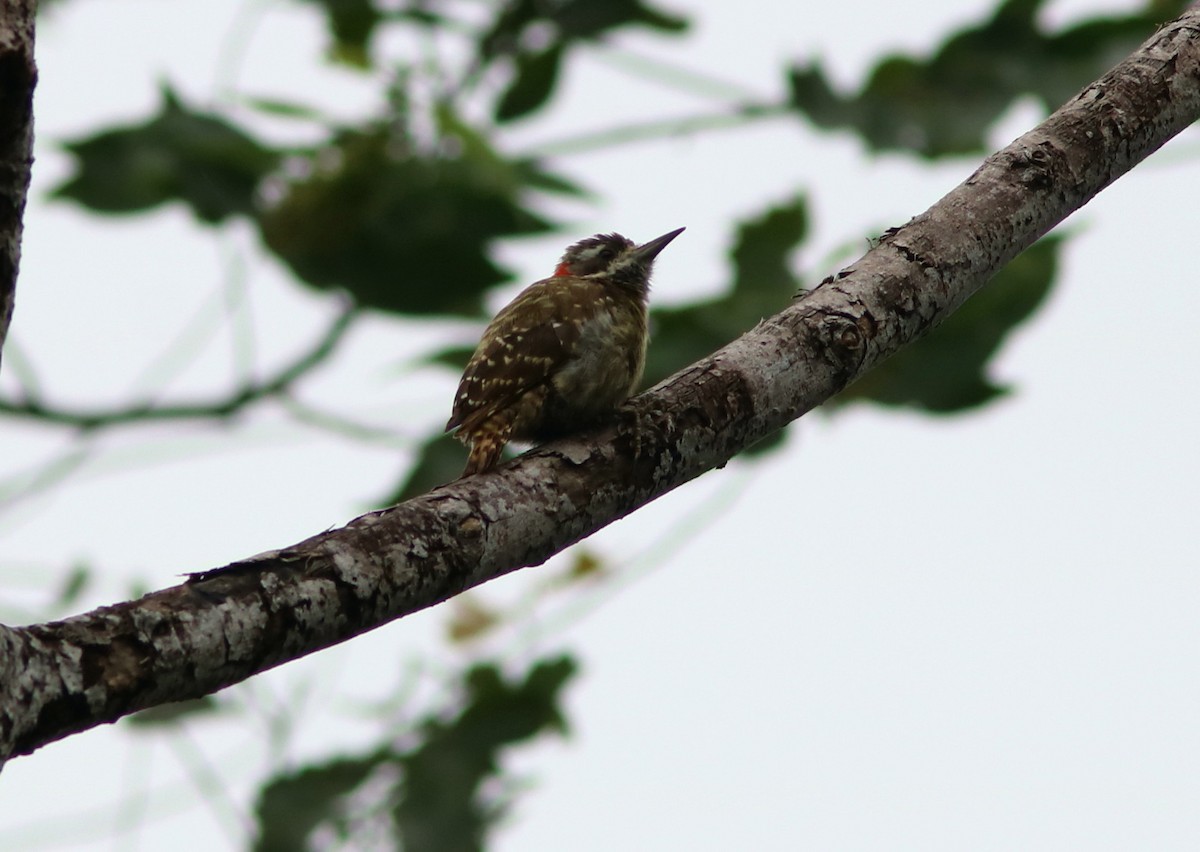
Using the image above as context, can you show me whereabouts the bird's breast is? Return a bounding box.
[535,299,646,437]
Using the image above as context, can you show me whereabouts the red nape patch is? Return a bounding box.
[553,262,571,277]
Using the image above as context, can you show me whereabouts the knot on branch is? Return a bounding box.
[1007,142,1057,189]
[816,310,871,373]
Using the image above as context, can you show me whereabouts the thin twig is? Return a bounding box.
[0,444,93,512]
[591,44,768,103]
[521,103,787,157]
[279,396,413,446]
[0,303,359,431]
[0,337,43,402]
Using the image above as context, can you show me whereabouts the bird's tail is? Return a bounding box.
[455,385,550,476]
[460,414,514,476]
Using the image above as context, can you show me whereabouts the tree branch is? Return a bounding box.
[524,103,784,158]
[0,0,36,365]
[2,8,1198,761]
[0,303,358,430]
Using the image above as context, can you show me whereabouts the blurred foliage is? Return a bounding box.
[394,657,574,850]
[482,0,688,122]
[52,86,279,223]
[299,0,689,78]
[446,595,503,643]
[298,0,385,66]
[788,0,1190,157]
[53,87,580,316]
[480,0,687,57]
[51,561,91,611]
[387,432,468,503]
[126,696,222,727]
[496,44,567,123]
[253,656,576,852]
[258,109,572,315]
[835,236,1062,411]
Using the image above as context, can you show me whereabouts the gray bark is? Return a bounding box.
[2,8,1198,761]
[0,0,35,365]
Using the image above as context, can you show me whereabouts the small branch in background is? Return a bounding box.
[0,303,359,431]
[126,281,240,402]
[592,44,768,103]
[279,396,413,447]
[211,0,272,101]
[219,235,258,393]
[524,102,787,157]
[166,726,253,844]
[0,444,93,513]
[0,337,43,401]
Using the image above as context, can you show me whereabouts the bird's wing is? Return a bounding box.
[445,279,594,433]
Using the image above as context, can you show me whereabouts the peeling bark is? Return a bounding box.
[2,9,1199,761]
[0,0,36,363]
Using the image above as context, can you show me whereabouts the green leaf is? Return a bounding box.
[496,44,565,123]
[422,344,476,373]
[52,86,279,223]
[385,433,470,504]
[553,0,688,40]
[126,696,221,728]
[742,428,787,457]
[249,655,575,851]
[254,754,387,852]
[258,116,561,316]
[835,235,1063,412]
[480,0,687,62]
[729,195,808,321]
[297,0,383,68]
[394,657,576,852]
[511,159,591,197]
[787,0,1188,157]
[236,95,327,121]
[644,301,745,388]
[52,562,91,610]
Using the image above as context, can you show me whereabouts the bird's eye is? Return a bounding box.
[599,248,615,260]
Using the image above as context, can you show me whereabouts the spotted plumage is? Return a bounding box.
[446,228,685,475]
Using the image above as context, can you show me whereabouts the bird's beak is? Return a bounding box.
[634,227,686,263]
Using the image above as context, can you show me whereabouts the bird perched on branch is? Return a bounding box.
[446,227,685,476]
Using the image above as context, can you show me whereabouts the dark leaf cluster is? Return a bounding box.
[52,86,279,223]
[483,0,688,122]
[788,0,1188,157]
[51,88,581,316]
[258,118,562,316]
[251,656,576,852]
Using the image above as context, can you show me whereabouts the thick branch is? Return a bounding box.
[0,0,36,364]
[2,9,1198,761]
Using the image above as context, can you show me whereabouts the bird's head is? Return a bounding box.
[554,227,685,293]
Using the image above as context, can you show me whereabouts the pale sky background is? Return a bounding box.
[2,0,1199,849]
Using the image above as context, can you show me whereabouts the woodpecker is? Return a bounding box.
[446,227,685,476]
